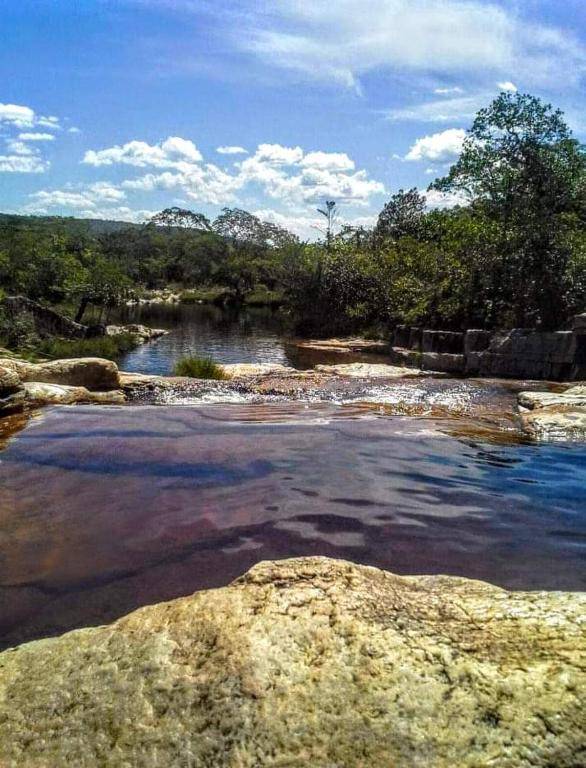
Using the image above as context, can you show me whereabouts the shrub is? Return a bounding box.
[36,333,138,360]
[174,356,227,379]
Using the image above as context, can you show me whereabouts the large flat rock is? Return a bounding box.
[0,357,120,390]
[0,557,583,767]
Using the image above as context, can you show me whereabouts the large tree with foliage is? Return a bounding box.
[432,92,586,328]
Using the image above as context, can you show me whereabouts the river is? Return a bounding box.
[0,304,584,648]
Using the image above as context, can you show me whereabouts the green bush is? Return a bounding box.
[36,333,138,360]
[174,356,227,379]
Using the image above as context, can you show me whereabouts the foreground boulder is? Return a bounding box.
[0,557,583,767]
[0,357,120,390]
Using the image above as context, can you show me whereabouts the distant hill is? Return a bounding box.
[0,213,146,235]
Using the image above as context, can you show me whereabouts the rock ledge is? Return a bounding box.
[0,557,583,767]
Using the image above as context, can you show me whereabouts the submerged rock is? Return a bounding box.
[291,337,389,355]
[0,557,583,767]
[0,357,120,391]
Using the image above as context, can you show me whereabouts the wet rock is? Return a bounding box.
[222,363,295,378]
[23,382,126,406]
[0,365,20,392]
[520,407,586,441]
[291,338,389,355]
[314,362,426,378]
[0,557,583,768]
[106,324,168,342]
[0,357,120,390]
[518,390,586,410]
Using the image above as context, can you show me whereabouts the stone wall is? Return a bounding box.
[2,296,88,340]
[391,314,586,380]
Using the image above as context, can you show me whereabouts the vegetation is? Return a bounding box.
[174,356,228,379]
[35,334,139,361]
[0,92,583,350]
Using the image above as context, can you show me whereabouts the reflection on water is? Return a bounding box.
[0,404,584,647]
[115,303,292,374]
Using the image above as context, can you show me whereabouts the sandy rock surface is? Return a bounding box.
[0,357,120,390]
[0,557,583,768]
[22,382,126,406]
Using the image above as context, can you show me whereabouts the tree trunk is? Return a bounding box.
[75,297,89,324]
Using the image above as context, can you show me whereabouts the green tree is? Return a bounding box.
[432,92,586,328]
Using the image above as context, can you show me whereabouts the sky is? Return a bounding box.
[1,0,585,238]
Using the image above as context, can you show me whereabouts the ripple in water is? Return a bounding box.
[0,403,584,648]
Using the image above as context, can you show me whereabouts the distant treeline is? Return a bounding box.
[1,92,585,340]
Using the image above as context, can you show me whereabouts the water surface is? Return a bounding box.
[1,403,584,648]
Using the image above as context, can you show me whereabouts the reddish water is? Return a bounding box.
[0,403,584,648]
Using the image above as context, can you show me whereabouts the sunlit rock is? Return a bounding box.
[23,382,126,406]
[0,357,120,390]
[0,557,583,767]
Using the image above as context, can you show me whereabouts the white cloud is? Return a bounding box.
[228,0,586,91]
[83,136,203,169]
[216,145,248,155]
[424,189,468,210]
[434,87,464,95]
[91,137,385,208]
[497,81,518,92]
[253,143,304,165]
[6,140,35,156]
[0,154,48,173]
[17,132,56,142]
[300,151,355,172]
[0,103,36,128]
[386,93,487,123]
[27,182,127,211]
[405,128,466,162]
[68,126,81,134]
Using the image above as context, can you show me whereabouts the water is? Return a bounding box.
[115,303,292,374]
[0,403,584,648]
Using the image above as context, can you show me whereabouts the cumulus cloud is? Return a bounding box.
[424,189,468,210]
[405,128,466,162]
[17,132,56,142]
[216,145,248,155]
[226,0,586,91]
[85,137,385,208]
[497,81,518,92]
[0,103,61,130]
[0,154,48,173]
[83,136,203,169]
[27,182,127,212]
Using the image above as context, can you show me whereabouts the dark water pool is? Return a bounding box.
[0,404,584,648]
[115,303,292,374]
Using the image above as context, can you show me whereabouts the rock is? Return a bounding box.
[106,324,168,342]
[222,363,295,378]
[314,362,426,378]
[520,407,586,441]
[518,390,586,410]
[0,365,20,392]
[421,352,465,374]
[565,384,586,396]
[0,357,120,390]
[22,382,126,406]
[0,557,583,768]
[421,330,464,354]
[291,338,389,355]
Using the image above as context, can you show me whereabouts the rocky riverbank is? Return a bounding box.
[0,557,583,767]
[2,354,586,441]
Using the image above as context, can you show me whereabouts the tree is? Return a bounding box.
[150,207,211,231]
[374,188,427,243]
[432,92,586,328]
[316,201,338,249]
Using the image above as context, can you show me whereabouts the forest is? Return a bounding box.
[1,92,585,349]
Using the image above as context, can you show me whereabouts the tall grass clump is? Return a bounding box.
[174,356,227,379]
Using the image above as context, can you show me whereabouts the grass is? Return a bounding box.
[173,356,227,379]
[180,286,228,304]
[36,333,139,361]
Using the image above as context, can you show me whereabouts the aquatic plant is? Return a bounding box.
[174,356,227,379]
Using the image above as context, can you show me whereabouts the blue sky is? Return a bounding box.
[1,0,585,237]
